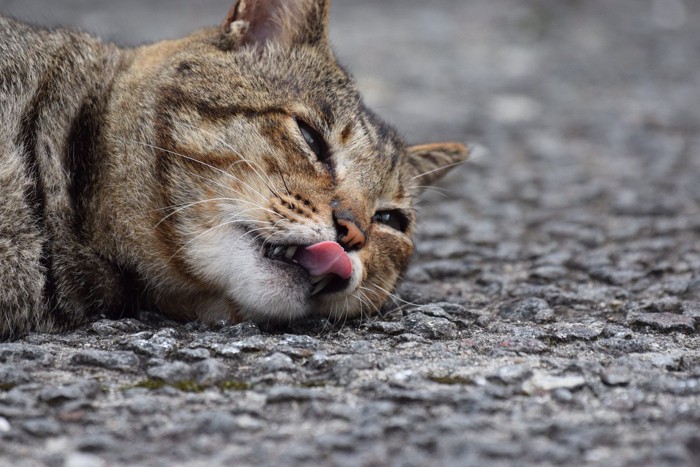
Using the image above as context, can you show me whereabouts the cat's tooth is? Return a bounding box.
[311,275,334,296]
[285,246,298,261]
[310,274,329,284]
[273,246,285,257]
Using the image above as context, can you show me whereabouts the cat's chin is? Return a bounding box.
[234,246,365,323]
[193,245,359,324]
[187,226,366,322]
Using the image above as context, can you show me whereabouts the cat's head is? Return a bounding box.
[109,0,468,323]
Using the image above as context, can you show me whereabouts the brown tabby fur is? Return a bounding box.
[0,0,469,340]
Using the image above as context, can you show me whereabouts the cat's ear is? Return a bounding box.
[220,0,330,49]
[407,142,470,192]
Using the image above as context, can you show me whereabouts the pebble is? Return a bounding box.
[401,312,458,339]
[21,418,62,437]
[627,312,696,333]
[64,452,107,467]
[681,302,700,322]
[39,380,101,405]
[219,321,261,338]
[126,332,178,358]
[0,365,30,386]
[369,321,406,335]
[498,298,554,323]
[195,411,241,435]
[146,362,195,383]
[490,365,532,385]
[176,347,211,361]
[192,359,228,385]
[261,353,296,372]
[0,343,54,365]
[523,374,587,394]
[602,368,632,387]
[71,350,140,371]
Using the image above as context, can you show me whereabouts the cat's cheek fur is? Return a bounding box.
[186,228,311,322]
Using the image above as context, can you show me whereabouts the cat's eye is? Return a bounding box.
[372,210,409,232]
[296,119,329,162]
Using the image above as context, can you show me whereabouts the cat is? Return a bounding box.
[0,0,469,340]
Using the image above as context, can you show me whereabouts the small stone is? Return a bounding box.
[127,331,178,358]
[195,411,240,434]
[146,362,195,384]
[550,323,604,342]
[126,396,161,415]
[685,278,700,300]
[401,312,458,340]
[596,337,654,356]
[628,312,695,333]
[219,321,261,338]
[261,353,296,372]
[280,334,320,349]
[0,343,54,365]
[89,319,147,337]
[643,297,681,313]
[434,302,483,320]
[71,350,140,372]
[602,368,631,386]
[523,373,586,394]
[307,352,331,369]
[192,359,228,385]
[552,388,574,402]
[209,343,243,358]
[64,452,107,467]
[40,380,101,405]
[0,365,30,386]
[349,340,374,354]
[235,336,267,352]
[21,418,62,437]
[530,266,567,281]
[681,302,700,322]
[266,386,321,403]
[490,365,532,385]
[0,416,10,432]
[497,337,548,354]
[369,321,406,335]
[417,304,455,320]
[419,259,481,280]
[176,348,211,361]
[499,298,554,323]
[76,434,120,453]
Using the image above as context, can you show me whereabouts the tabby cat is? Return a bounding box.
[0,0,469,340]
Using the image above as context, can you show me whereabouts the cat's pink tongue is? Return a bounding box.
[294,241,352,279]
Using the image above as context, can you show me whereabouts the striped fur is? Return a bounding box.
[0,1,468,339]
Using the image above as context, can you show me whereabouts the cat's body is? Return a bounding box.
[0,0,468,340]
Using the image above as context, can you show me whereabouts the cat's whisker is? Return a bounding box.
[273,159,293,198]
[415,186,452,198]
[180,170,283,219]
[123,138,273,206]
[362,281,416,317]
[410,146,489,181]
[228,222,286,252]
[176,121,280,194]
[154,198,279,228]
[165,218,269,265]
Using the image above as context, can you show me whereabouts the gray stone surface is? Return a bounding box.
[1,0,699,465]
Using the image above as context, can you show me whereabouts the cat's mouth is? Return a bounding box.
[263,242,352,296]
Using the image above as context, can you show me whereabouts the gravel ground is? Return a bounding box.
[2,0,700,465]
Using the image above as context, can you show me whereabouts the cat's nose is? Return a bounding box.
[334,214,366,251]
